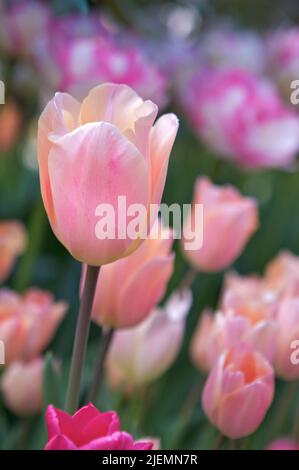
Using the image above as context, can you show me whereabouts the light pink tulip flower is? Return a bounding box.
[202,344,274,438]
[181,177,258,272]
[38,83,178,266]
[89,220,175,328]
[265,250,299,297]
[1,357,44,416]
[0,288,67,364]
[106,289,192,388]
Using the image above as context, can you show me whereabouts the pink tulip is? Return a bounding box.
[1,357,43,416]
[181,177,258,272]
[38,83,178,266]
[202,344,274,438]
[106,289,191,388]
[265,251,299,297]
[0,221,27,283]
[45,403,152,450]
[199,28,265,75]
[221,271,278,323]
[191,309,277,373]
[0,288,67,364]
[267,28,299,98]
[267,437,299,450]
[182,68,299,168]
[89,220,175,328]
[274,298,299,380]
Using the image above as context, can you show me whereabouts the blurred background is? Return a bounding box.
[1,0,299,450]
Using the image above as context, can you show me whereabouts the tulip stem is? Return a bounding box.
[65,265,100,414]
[214,433,226,450]
[87,328,115,403]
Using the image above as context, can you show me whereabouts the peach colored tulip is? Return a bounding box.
[1,357,43,416]
[89,220,175,328]
[106,289,192,388]
[181,177,258,272]
[0,101,22,152]
[191,309,277,373]
[274,298,299,380]
[38,83,178,266]
[0,221,27,283]
[267,437,299,450]
[265,251,299,297]
[0,288,67,364]
[202,344,274,438]
[221,271,278,323]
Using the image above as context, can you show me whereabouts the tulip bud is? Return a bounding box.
[181,177,258,272]
[1,358,43,416]
[89,220,175,329]
[38,83,178,266]
[202,344,274,438]
[106,289,192,389]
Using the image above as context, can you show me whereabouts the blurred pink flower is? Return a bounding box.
[265,250,299,297]
[35,21,169,107]
[106,289,191,389]
[202,344,274,438]
[274,297,299,380]
[0,0,52,58]
[199,27,265,75]
[89,220,175,329]
[0,221,27,283]
[267,28,299,98]
[267,437,299,450]
[45,403,152,450]
[38,83,178,266]
[1,357,43,416]
[0,288,67,364]
[0,101,22,153]
[182,68,299,168]
[181,177,258,272]
[191,309,277,373]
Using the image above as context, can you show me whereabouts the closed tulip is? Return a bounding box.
[265,250,299,297]
[0,221,27,283]
[38,83,178,266]
[89,220,175,328]
[267,437,299,450]
[202,344,274,438]
[1,357,43,416]
[0,288,67,364]
[106,289,192,388]
[181,177,258,272]
[45,403,152,450]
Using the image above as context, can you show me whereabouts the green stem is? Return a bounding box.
[87,328,114,403]
[65,265,100,414]
[13,198,46,291]
[214,433,226,450]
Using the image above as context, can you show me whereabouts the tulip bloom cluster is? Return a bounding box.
[192,250,299,438]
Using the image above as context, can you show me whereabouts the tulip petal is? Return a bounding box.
[45,435,77,450]
[48,121,149,265]
[46,405,73,440]
[150,113,179,205]
[115,255,174,328]
[38,93,80,224]
[80,431,134,450]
